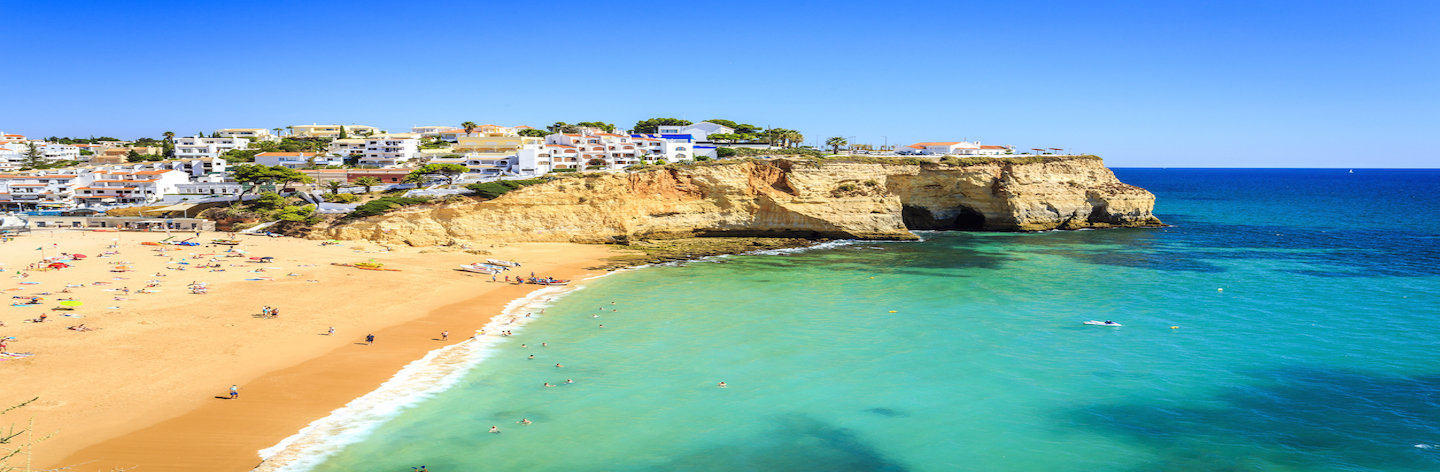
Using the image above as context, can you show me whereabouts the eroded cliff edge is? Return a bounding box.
[317,157,1162,246]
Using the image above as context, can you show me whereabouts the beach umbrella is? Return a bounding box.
[59,301,83,307]
[72,254,87,259]
[48,262,69,269]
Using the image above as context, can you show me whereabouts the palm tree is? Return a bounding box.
[354,176,382,193]
[461,121,478,135]
[273,127,282,138]
[784,130,805,148]
[285,126,294,137]
[826,137,848,154]
[323,180,344,194]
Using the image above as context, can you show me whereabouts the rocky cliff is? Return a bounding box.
[317,157,1162,246]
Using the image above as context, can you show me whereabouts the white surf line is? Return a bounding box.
[251,270,627,471]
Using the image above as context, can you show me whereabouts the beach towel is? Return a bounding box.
[18,282,39,285]
[244,278,273,281]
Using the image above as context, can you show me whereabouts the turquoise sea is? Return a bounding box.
[267,169,1440,471]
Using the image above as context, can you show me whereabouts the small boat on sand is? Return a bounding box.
[527,278,569,286]
[1083,320,1122,327]
[459,264,503,274]
[486,259,519,267]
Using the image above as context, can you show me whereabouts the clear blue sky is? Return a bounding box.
[3,0,1436,167]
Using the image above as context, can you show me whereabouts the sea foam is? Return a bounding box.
[252,281,593,471]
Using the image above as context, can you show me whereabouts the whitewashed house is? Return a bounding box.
[174,135,250,159]
[358,134,421,167]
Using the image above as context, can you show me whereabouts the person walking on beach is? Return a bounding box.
[365,334,375,345]
[229,385,240,399]
[441,330,449,341]
[328,326,336,336]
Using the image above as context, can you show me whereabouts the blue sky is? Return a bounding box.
[3,0,1436,167]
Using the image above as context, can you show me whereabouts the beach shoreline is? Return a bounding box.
[0,231,616,472]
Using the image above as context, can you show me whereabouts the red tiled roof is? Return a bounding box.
[979,145,1007,149]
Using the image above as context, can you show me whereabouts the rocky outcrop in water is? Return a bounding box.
[317,157,1162,246]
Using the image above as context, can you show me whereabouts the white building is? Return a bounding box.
[174,135,250,159]
[175,180,244,198]
[216,128,280,142]
[328,138,367,157]
[0,170,82,209]
[74,169,189,206]
[655,121,734,141]
[411,125,458,136]
[255,152,344,169]
[289,124,379,138]
[0,133,25,144]
[358,134,421,167]
[34,143,82,162]
[898,141,1012,155]
[428,154,514,177]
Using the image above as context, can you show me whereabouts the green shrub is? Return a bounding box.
[347,196,432,218]
[323,193,359,203]
[551,168,578,173]
[837,183,857,192]
[464,179,546,199]
[253,192,286,211]
[714,148,735,158]
[863,180,879,187]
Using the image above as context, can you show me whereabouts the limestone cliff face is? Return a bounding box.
[318,158,1162,246]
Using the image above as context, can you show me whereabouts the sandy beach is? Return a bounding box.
[0,229,613,471]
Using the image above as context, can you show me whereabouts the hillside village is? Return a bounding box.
[0,119,1047,228]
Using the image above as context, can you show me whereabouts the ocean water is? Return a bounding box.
[270,169,1440,472]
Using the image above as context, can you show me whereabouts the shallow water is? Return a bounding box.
[284,169,1440,471]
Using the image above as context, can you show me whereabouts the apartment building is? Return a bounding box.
[655,121,734,141]
[174,135,250,159]
[411,125,458,136]
[35,143,82,162]
[428,154,514,177]
[289,124,379,138]
[544,133,665,170]
[0,133,24,144]
[329,138,367,156]
[73,169,188,206]
[358,134,421,167]
[255,152,343,169]
[0,171,82,209]
[216,128,279,142]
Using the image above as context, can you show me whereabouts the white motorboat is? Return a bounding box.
[1083,320,1122,327]
[486,259,520,267]
[459,264,502,274]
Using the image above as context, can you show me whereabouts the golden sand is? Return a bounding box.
[0,229,613,471]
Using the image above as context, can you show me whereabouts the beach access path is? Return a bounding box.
[0,230,613,471]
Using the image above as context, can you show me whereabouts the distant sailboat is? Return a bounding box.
[1349,169,1354,173]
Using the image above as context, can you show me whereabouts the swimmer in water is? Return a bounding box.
[528,355,535,359]
[598,324,604,328]
[718,382,727,388]
[542,342,548,347]
[490,426,500,433]
[555,363,563,368]
[592,314,599,318]
[544,382,553,387]
[521,344,527,348]
[566,379,573,384]
[519,418,532,425]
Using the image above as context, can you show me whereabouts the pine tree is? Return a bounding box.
[339,126,347,139]
[21,143,46,169]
